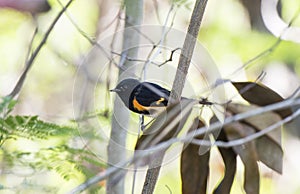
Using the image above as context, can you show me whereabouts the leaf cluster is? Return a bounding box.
[135,81,295,194]
[0,97,106,192]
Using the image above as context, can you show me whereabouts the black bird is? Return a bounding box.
[110,78,171,115]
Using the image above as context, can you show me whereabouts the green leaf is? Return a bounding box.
[0,96,17,116]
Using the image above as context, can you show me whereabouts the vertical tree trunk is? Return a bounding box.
[107,0,143,194]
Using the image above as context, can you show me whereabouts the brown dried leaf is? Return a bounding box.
[213,130,237,194]
[224,122,260,194]
[228,103,281,144]
[198,116,223,155]
[228,103,283,173]
[181,119,210,194]
[232,81,293,118]
[135,99,196,165]
[256,136,283,173]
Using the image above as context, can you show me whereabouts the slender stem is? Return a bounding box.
[7,0,74,99]
[190,109,300,148]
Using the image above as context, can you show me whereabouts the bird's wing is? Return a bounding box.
[134,82,170,107]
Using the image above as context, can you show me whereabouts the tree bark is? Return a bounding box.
[107,0,143,194]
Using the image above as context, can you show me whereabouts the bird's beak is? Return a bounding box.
[109,88,120,92]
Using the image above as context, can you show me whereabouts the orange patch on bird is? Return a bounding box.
[155,97,165,105]
[133,97,149,111]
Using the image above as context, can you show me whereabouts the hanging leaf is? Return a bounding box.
[224,121,260,194]
[231,81,293,118]
[181,119,210,194]
[135,99,196,165]
[228,103,283,173]
[198,116,223,155]
[213,130,237,194]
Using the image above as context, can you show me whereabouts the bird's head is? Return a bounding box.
[110,78,140,107]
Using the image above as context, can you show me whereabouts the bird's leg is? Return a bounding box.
[139,115,145,131]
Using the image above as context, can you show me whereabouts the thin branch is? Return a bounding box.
[98,7,123,34]
[157,47,181,67]
[7,0,74,99]
[57,0,119,67]
[141,4,175,78]
[190,108,300,148]
[287,86,300,99]
[152,0,161,23]
[227,38,282,78]
[165,185,172,194]
[105,9,123,115]
[24,25,38,62]
[63,7,175,78]
[185,99,300,142]
[63,1,180,78]
[67,158,134,194]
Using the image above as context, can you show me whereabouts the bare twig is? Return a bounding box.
[105,9,123,115]
[227,38,282,78]
[157,47,181,67]
[190,108,300,148]
[7,0,74,99]
[57,0,119,67]
[287,86,300,99]
[141,4,174,77]
[24,26,38,62]
[152,0,161,23]
[188,99,300,141]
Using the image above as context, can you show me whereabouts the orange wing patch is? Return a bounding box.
[133,97,149,111]
[133,97,166,112]
[155,97,165,105]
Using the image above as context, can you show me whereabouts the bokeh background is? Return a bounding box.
[0,0,300,193]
